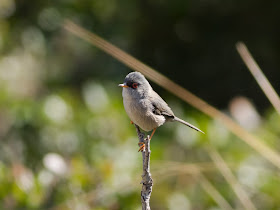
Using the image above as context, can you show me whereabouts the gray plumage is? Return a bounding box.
[119,72,204,134]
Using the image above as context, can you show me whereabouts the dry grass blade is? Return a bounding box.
[152,163,233,210]
[198,173,234,210]
[207,146,256,210]
[63,20,280,170]
[236,42,280,114]
[152,161,228,173]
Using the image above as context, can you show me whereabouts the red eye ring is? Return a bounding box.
[132,83,138,89]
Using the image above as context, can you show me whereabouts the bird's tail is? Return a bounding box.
[174,117,205,134]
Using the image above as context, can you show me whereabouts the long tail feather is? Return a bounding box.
[174,116,205,134]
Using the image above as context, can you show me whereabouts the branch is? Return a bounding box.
[135,125,153,210]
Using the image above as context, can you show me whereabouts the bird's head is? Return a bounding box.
[119,72,152,98]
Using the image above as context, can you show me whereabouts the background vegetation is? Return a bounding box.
[0,0,280,209]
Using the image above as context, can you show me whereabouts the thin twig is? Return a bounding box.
[206,146,256,210]
[135,125,153,210]
[63,20,280,170]
[236,42,280,115]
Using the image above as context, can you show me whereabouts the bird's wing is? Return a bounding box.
[149,90,174,118]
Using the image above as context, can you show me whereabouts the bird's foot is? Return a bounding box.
[138,142,145,152]
[130,120,134,124]
[149,128,156,140]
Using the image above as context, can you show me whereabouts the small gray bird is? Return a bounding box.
[119,72,204,148]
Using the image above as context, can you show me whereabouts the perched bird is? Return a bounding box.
[119,72,204,150]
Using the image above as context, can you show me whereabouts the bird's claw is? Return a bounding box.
[138,142,145,152]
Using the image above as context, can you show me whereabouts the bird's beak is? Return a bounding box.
[118,83,129,88]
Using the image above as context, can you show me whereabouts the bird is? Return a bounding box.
[119,72,204,151]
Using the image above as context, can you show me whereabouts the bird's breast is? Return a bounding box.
[122,91,165,131]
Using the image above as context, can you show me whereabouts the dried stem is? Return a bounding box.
[135,125,153,210]
[207,146,256,210]
[153,164,234,210]
[198,173,234,210]
[236,42,280,115]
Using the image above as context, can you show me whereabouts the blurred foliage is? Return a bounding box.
[0,0,280,209]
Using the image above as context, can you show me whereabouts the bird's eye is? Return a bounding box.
[132,83,138,89]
